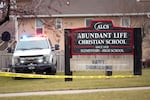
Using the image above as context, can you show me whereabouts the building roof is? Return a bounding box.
[16,0,150,17]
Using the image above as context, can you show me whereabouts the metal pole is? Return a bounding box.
[64,29,72,81]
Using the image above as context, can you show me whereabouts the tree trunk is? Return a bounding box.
[0,0,10,26]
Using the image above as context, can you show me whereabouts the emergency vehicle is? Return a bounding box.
[11,35,59,77]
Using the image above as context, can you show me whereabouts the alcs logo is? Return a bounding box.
[94,22,110,30]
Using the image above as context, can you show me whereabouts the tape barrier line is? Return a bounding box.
[0,72,136,79]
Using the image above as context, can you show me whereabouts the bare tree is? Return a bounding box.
[0,0,10,25]
[0,0,69,25]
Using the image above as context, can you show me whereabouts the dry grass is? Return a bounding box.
[0,69,149,93]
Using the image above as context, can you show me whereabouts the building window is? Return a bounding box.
[121,17,130,27]
[85,18,93,27]
[36,19,43,35]
[56,18,62,30]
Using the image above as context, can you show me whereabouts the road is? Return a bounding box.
[0,87,150,97]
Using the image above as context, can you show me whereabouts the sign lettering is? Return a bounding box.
[71,20,133,55]
[94,22,110,30]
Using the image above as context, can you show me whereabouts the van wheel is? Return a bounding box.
[36,71,43,74]
[10,68,22,80]
[45,67,56,75]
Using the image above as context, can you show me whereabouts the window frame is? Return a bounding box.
[35,19,44,35]
[85,18,93,27]
[121,17,131,27]
[56,18,62,30]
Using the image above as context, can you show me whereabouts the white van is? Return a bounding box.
[11,36,59,75]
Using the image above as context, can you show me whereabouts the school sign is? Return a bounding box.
[64,20,142,81]
[71,20,133,55]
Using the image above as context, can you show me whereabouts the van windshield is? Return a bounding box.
[16,39,50,50]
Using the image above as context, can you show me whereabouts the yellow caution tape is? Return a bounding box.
[0,72,136,79]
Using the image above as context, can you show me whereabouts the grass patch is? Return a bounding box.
[0,69,150,93]
[0,90,150,100]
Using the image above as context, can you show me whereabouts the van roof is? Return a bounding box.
[20,36,47,41]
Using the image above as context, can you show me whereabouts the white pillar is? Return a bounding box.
[14,16,18,41]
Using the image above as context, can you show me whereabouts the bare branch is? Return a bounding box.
[0,0,10,26]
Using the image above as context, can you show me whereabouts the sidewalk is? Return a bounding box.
[0,87,150,97]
